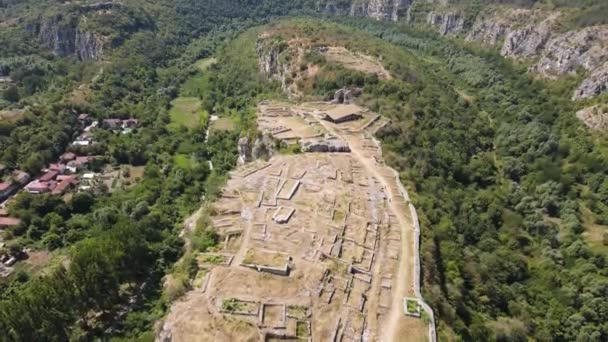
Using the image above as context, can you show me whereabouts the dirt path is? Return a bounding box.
[314,118,425,342]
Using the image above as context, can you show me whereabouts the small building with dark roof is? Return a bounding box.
[322,104,363,124]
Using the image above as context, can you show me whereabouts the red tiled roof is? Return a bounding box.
[52,179,74,195]
[0,182,10,192]
[49,163,65,172]
[0,217,21,227]
[57,175,77,182]
[26,181,50,192]
[39,171,59,182]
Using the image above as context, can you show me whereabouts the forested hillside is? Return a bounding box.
[0,1,607,341]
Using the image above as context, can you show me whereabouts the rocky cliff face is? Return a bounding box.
[426,11,464,36]
[499,17,556,59]
[450,6,608,99]
[33,14,104,60]
[237,134,276,165]
[256,38,290,92]
[319,1,608,99]
[350,0,413,21]
[574,63,608,100]
[319,0,413,21]
[25,2,125,60]
[530,26,608,78]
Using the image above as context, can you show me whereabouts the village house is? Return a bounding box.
[102,118,123,129]
[39,170,59,183]
[122,118,139,129]
[83,121,98,132]
[72,133,95,146]
[102,118,139,133]
[67,156,92,173]
[25,181,51,194]
[0,217,21,229]
[77,113,91,124]
[322,104,363,124]
[52,175,78,195]
[48,163,66,174]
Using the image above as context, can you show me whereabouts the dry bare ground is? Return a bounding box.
[158,102,431,342]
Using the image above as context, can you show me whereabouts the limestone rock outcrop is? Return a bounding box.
[256,38,290,92]
[464,8,608,99]
[500,14,558,58]
[574,63,608,100]
[530,26,608,78]
[28,13,106,60]
[426,11,464,36]
[575,104,608,130]
[237,134,276,165]
[332,87,362,104]
[23,2,131,60]
[350,0,413,21]
[319,0,413,21]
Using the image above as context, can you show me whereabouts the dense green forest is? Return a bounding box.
[337,19,608,341]
[0,0,607,341]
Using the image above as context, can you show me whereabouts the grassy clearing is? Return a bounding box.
[581,205,608,255]
[169,97,207,129]
[196,57,216,71]
[0,109,24,122]
[174,154,196,169]
[209,117,236,132]
[180,74,209,97]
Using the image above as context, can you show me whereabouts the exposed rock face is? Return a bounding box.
[500,15,557,58]
[465,20,509,46]
[75,29,104,60]
[31,14,104,60]
[237,137,252,165]
[574,63,608,100]
[575,104,608,130]
[237,134,276,165]
[256,38,290,92]
[320,2,608,99]
[155,321,172,342]
[350,0,413,21]
[24,3,125,60]
[37,14,77,57]
[426,11,464,36]
[252,134,276,160]
[530,26,608,78]
[464,9,608,99]
[332,87,362,104]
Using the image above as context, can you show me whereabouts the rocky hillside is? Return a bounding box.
[319,0,608,100]
[6,1,153,61]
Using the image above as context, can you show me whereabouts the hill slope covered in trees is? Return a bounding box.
[0,1,606,341]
